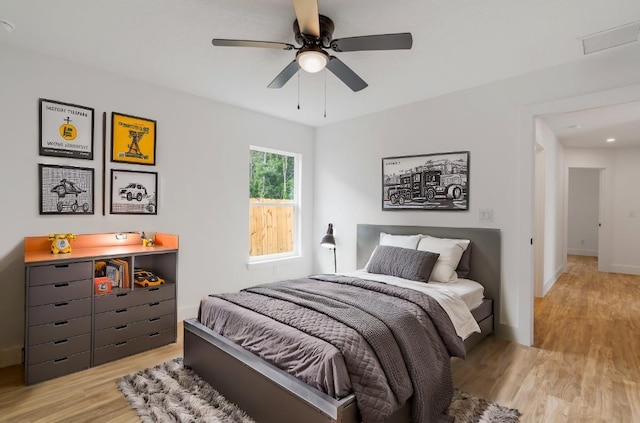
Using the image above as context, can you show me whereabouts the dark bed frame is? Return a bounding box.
[184,224,501,423]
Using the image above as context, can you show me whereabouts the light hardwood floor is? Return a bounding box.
[0,325,183,423]
[453,255,640,422]
[2,256,638,422]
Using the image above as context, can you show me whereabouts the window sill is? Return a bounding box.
[246,255,303,269]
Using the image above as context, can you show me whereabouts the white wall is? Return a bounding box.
[314,42,640,344]
[0,43,316,367]
[567,168,600,256]
[535,119,566,295]
[611,148,640,273]
[565,147,640,274]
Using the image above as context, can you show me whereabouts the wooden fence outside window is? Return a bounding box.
[249,199,294,257]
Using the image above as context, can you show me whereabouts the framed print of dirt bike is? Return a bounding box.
[39,164,94,215]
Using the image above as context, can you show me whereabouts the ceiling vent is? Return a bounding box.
[581,21,640,55]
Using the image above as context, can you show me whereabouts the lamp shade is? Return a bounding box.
[320,223,335,248]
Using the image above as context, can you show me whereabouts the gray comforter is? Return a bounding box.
[201,274,465,423]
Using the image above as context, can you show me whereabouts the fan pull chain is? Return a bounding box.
[324,69,327,118]
[297,71,301,110]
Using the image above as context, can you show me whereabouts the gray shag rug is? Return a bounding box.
[118,358,521,423]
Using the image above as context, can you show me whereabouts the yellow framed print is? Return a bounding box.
[111,112,156,165]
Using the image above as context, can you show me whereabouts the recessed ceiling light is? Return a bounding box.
[1,19,15,33]
[606,138,616,143]
[567,124,583,129]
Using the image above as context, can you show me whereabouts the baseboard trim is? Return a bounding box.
[495,322,528,345]
[567,248,597,257]
[609,264,640,276]
[0,345,22,368]
[542,265,565,296]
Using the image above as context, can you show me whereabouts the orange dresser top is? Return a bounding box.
[24,232,178,264]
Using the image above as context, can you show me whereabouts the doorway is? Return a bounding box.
[567,168,601,260]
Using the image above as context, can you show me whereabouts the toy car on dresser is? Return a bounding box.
[133,268,165,287]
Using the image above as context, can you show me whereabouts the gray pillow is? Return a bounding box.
[366,245,440,282]
[456,243,472,279]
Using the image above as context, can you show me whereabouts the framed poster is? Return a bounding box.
[39,164,94,214]
[382,151,469,211]
[110,169,157,215]
[111,112,156,165]
[39,99,94,159]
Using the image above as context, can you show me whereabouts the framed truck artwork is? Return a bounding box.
[382,151,469,211]
[111,112,156,165]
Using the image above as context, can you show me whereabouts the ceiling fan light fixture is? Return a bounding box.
[296,48,328,73]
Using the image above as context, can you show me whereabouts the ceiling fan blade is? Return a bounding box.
[292,0,320,38]
[331,33,413,52]
[326,56,367,92]
[212,39,295,50]
[268,60,300,88]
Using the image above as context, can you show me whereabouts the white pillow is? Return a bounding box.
[379,232,422,249]
[417,235,470,283]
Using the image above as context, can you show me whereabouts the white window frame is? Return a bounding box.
[248,145,302,265]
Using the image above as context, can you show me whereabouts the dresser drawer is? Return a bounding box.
[94,284,175,313]
[94,328,174,366]
[29,315,91,346]
[94,313,175,348]
[29,279,91,307]
[28,261,93,286]
[28,333,91,365]
[29,297,91,326]
[27,351,90,385]
[94,299,175,330]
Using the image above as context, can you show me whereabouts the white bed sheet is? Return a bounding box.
[341,270,481,340]
[428,278,485,310]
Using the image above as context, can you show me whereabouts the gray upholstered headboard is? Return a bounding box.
[356,224,501,325]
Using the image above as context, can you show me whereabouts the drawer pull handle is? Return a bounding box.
[149,302,160,307]
[54,264,70,269]
[115,308,127,313]
[54,339,68,345]
[54,357,68,363]
[54,282,69,288]
[54,302,69,308]
[116,292,128,297]
[149,317,160,322]
[149,332,160,337]
[149,287,159,292]
[53,320,69,326]
[115,341,127,347]
[115,325,128,330]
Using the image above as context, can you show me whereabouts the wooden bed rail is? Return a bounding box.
[184,319,360,423]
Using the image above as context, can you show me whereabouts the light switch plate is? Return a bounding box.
[479,209,493,223]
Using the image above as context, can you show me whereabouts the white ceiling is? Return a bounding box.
[542,100,640,149]
[1,0,640,128]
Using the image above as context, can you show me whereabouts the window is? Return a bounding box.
[249,146,301,262]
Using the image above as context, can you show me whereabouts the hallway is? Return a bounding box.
[453,255,640,422]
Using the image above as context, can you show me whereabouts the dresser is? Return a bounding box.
[24,232,178,385]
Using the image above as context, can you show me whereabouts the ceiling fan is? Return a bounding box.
[212,0,413,92]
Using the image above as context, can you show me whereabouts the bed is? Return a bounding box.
[184,224,501,423]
